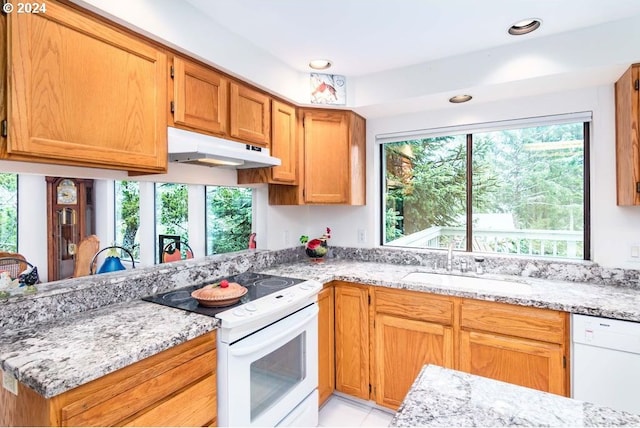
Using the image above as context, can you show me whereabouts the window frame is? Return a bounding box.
[0,173,19,253]
[379,115,591,261]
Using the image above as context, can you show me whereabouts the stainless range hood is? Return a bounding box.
[167,127,281,169]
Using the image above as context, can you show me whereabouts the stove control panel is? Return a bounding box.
[216,280,322,329]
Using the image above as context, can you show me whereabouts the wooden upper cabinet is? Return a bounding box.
[270,100,297,182]
[3,1,167,173]
[237,100,297,185]
[171,56,228,136]
[615,64,640,205]
[268,109,365,205]
[304,111,350,203]
[230,82,270,147]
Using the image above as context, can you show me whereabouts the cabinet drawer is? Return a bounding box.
[124,374,217,427]
[375,288,453,325]
[61,347,216,426]
[460,299,566,343]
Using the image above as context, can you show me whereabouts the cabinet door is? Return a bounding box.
[172,56,228,136]
[615,65,640,205]
[334,283,369,400]
[374,313,454,409]
[459,330,566,396]
[303,112,349,204]
[230,82,270,146]
[270,100,297,183]
[5,1,167,172]
[318,285,335,406]
[58,337,217,426]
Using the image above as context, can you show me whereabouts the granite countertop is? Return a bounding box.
[390,365,640,427]
[0,300,219,398]
[3,257,640,400]
[260,259,640,321]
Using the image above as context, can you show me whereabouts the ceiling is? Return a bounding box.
[182,0,640,77]
[71,0,637,118]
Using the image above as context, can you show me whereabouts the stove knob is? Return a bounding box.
[232,308,246,317]
[245,303,258,312]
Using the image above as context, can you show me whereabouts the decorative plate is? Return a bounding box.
[191,283,248,307]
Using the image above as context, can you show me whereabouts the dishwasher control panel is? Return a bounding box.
[573,314,640,354]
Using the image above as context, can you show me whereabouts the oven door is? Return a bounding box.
[218,303,319,427]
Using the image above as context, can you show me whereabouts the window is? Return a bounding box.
[114,181,140,260]
[0,173,18,252]
[155,183,188,262]
[382,118,589,260]
[206,186,252,255]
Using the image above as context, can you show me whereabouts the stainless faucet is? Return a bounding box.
[446,241,454,271]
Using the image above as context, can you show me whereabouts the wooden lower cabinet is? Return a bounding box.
[459,330,565,395]
[320,283,569,409]
[318,284,335,405]
[373,288,455,410]
[0,331,217,427]
[374,314,454,409]
[334,282,370,400]
[459,298,569,396]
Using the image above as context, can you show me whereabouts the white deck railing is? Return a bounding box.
[387,226,583,258]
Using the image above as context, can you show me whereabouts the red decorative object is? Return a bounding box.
[301,227,331,262]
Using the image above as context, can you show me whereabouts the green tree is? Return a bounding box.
[116,181,140,258]
[386,136,497,238]
[475,124,583,232]
[206,187,252,254]
[402,136,468,233]
[473,123,584,256]
[157,183,188,238]
[0,173,18,251]
[383,123,583,256]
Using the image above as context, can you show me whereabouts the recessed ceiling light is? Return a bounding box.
[449,94,472,104]
[309,59,332,70]
[508,18,542,35]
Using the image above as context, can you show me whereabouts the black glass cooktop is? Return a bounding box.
[142,272,306,317]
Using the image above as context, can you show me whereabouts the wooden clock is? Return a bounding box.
[46,177,95,281]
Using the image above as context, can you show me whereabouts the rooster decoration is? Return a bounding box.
[300,227,331,261]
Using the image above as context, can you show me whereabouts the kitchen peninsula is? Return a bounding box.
[390,365,640,427]
[2,247,640,426]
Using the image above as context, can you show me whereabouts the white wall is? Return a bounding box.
[16,175,47,277]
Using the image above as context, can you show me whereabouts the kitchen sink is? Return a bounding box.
[401,272,533,294]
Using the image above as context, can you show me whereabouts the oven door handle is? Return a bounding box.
[228,309,317,357]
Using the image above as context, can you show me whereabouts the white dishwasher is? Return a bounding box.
[572,314,640,414]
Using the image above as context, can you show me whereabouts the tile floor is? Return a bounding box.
[319,394,395,427]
